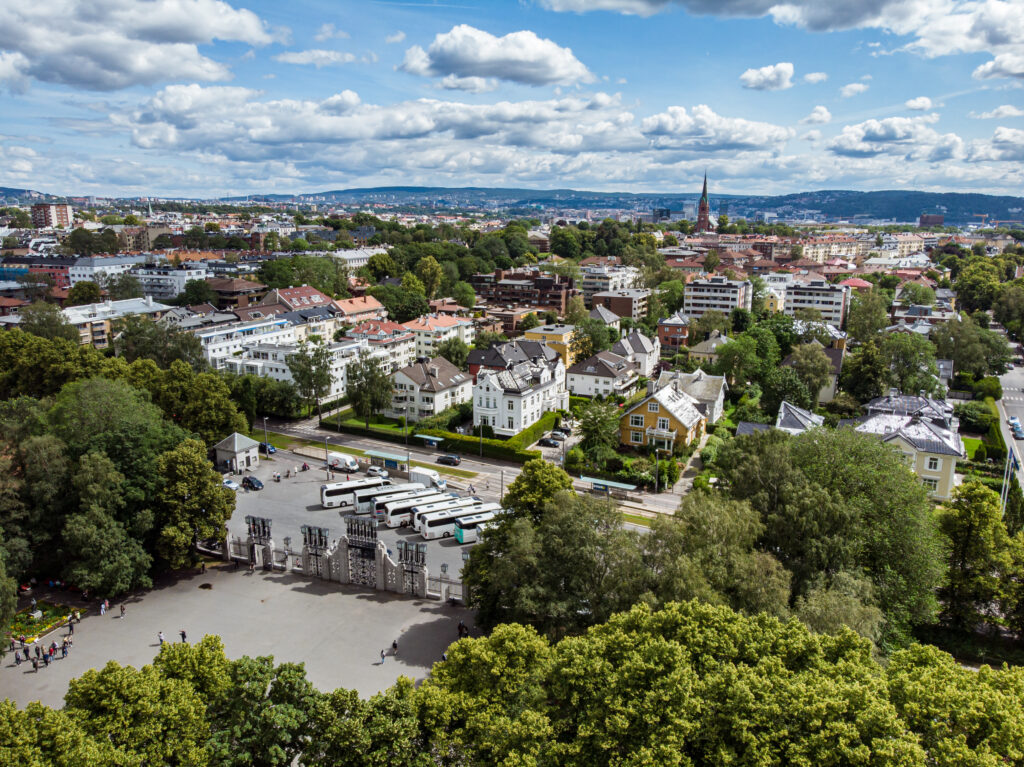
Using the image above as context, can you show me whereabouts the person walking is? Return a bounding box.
[380,649,386,664]
[74,610,80,623]
[42,653,49,667]
[61,644,67,659]
[68,619,74,635]
[179,629,187,643]
[34,644,40,660]
[158,631,165,646]
[100,602,106,616]
[392,639,398,657]
[22,647,29,662]
[14,653,21,667]
[120,604,126,618]
[31,658,38,672]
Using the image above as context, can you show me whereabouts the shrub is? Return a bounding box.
[955,401,995,433]
[974,377,1003,401]
[974,444,988,462]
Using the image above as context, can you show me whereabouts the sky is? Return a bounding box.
[0,0,1023,199]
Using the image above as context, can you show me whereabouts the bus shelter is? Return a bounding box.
[580,476,637,499]
[364,450,407,470]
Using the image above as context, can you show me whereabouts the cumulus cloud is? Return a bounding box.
[739,61,794,90]
[969,126,1024,161]
[640,104,794,150]
[440,75,497,93]
[0,0,286,90]
[386,31,406,44]
[970,104,1024,118]
[905,96,933,110]
[829,113,963,161]
[840,82,870,98]
[800,105,831,124]
[314,23,348,41]
[803,71,828,83]
[399,24,593,86]
[274,49,355,67]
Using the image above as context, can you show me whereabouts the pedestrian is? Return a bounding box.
[442,652,448,662]
[180,629,187,643]
[34,645,40,660]
[22,647,28,661]
[31,659,38,672]
[68,620,74,636]
[120,604,126,618]
[42,653,49,667]
[61,645,67,659]
[380,649,386,664]
[14,653,21,666]
[392,639,398,657]
[201,561,206,574]
[457,620,465,638]
[74,610,80,623]
[158,631,165,646]
[100,603,106,616]
[104,598,109,612]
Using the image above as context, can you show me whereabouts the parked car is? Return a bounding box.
[1014,425,1024,440]
[538,438,560,448]
[1009,363,1016,371]
[548,431,567,441]
[553,426,572,436]
[437,454,462,466]
[242,476,264,491]
[367,466,389,479]
[1010,416,1021,428]
[222,478,240,491]
[259,442,277,454]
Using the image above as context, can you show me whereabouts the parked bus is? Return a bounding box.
[382,492,453,528]
[411,497,483,533]
[454,510,504,544]
[372,488,438,518]
[421,503,502,540]
[351,483,423,515]
[320,477,388,509]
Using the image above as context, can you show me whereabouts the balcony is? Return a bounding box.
[646,426,677,440]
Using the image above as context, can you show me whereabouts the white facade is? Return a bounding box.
[403,315,476,357]
[331,246,388,270]
[783,280,850,326]
[390,364,473,422]
[578,265,640,304]
[69,256,146,286]
[473,358,568,438]
[682,276,753,318]
[567,352,638,398]
[195,314,349,369]
[133,265,210,300]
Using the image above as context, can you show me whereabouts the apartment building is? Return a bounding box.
[567,351,639,398]
[402,314,475,357]
[522,323,576,366]
[783,279,849,326]
[469,269,579,314]
[658,310,690,352]
[578,265,640,304]
[681,275,752,319]
[69,255,148,286]
[133,265,210,300]
[63,296,171,348]
[335,295,387,324]
[389,357,473,422]
[592,288,651,321]
[473,354,568,437]
[346,320,416,373]
[31,204,73,229]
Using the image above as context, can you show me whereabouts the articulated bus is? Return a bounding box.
[351,483,423,515]
[454,510,504,544]
[411,497,483,533]
[421,503,502,540]
[320,477,389,510]
[382,492,453,528]
[372,488,438,519]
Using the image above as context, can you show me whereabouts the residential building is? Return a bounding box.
[473,355,568,438]
[63,296,171,348]
[259,285,339,312]
[657,309,691,352]
[402,314,475,357]
[783,279,849,326]
[522,323,576,365]
[31,203,73,229]
[485,306,538,335]
[619,381,706,450]
[588,304,621,333]
[682,275,752,318]
[567,351,639,398]
[205,277,268,309]
[655,368,728,423]
[69,255,147,286]
[611,330,661,378]
[389,357,473,422]
[346,320,416,373]
[196,316,293,368]
[133,265,210,300]
[592,288,651,321]
[467,339,561,382]
[578,265,640,304]
[470,269,579,314]
[688,330,731,365]
[774,401,825,435]
[890,304,958,325]
[335,295,387,324]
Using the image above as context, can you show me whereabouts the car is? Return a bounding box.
[259,442,277,454]
[1010,416,1021,427]
[222,478,240,491]
[366,466,389,478]
[537,438,560,448]
[548,431,567,441]
[242,476,264,491]
[1009,363,1016,370]
[553,426,572,436]
[437,454,462,466]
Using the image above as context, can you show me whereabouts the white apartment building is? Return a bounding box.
[389,357,473,422]
[681,276,753,319]
[474,357,568,438]
[194,313,350,369]
[221,338,388,404]
[345,321,416,373]
[69,255,148,286]
[783,279,850,326]
[62,296,172,348]
[402,314,475,357]
[578,265,640,305]
[331,246,388,270]
[133,265,210,300]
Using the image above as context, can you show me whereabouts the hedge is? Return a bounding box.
[982,396,1007,462]
[506,411,558,450]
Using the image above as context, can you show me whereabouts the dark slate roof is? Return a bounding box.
[568,351,636,379]
[775,401,824,433]
[397,357,469,392]
[736,421,771,436]
[468,340,558,370]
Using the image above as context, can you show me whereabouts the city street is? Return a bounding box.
[996,362,1024,461]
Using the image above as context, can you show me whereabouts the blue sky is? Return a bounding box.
[0,0,1022,198]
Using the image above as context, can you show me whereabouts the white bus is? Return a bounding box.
[454,510,504,544]
[352,483,423,515]
[411,497,483,533]
[421,503,502,540]
[372,488,438,518]
[321,477,388,509]
[383,492,453,528]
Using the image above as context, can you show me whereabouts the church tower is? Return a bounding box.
[695,172,711,232]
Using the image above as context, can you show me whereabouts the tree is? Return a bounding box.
[880,333,939,395]
[113,314,205,370]
[938,480,1011,632]
[176,279,217,307]
[367,284,429,323]
[452,281,476,309]
[930,317,1012,379]
[898,282,935,306]
[703,249,720,272]
[691,309,730,341]
[840,340,892,402]
[794,571,884,645]
[501,459,573,522]
[954,259,1000,312]
[761,366,812,414]
[103,273,143,300]
[346,351,393,429]
[66,281,102,306]
[435,337,469,370]
[286,338,333,417]
[518,312,540,331]
[549,226,581,260]
[67,227,98,256]
[415,255,443,299]
[577,399,621,454]
[847,290,890,342]
[0,552,16,637]
[714,335,759,387]
[473,330,506,351]
[564,295,587,325]
[18,302,79,342]
[789,342,833,405]
[154,438,235,568]
[400,272,425,295]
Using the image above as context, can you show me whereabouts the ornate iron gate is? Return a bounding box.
[345,516,377,588]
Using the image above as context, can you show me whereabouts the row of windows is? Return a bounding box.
[629,414,670,430]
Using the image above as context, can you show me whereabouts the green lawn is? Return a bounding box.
[620,512,653,528]
[963,437,983,460]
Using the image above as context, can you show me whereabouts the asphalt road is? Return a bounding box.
[997,360,1024,461]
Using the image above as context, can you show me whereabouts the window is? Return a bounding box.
[657,418,670,431]
[630,415,644,427]
[508,401,514,410]
[631,431,643,443]
[922,478,938,492]
[648,402,659,412]
[927,457,939,471]
[507,417,514,429]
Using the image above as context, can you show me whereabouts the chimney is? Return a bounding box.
[429,365,439,378]
[647,379,656,396]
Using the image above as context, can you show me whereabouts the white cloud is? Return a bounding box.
[274,49,356,68]
[399,24,593,86]
[739,61,794,90]
[829,113,964,161]
[0,0,286,91]
[439,75,498,93]
[640,104,794,150]
[314,23,349,41]
[840,82,870,98]
[905,96,933,110]
[803,71,828,83]
[800,105,832,124]
[969,126,1024,161]
[970,104,1024,118]
[386,31,406,44]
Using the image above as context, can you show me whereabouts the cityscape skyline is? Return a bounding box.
[1,0,1022,198]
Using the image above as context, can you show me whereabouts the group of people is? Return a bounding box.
[11,618,78,672]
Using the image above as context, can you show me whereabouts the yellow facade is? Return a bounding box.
[891,436,958,500]
[618,397,705,450]
[523,325,576,365]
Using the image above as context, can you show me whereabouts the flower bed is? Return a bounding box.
[5,600,75,642]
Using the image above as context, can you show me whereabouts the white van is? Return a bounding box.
[326,451,359,472]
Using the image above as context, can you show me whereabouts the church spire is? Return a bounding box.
[695,171,711,232]
[700,171,708,204]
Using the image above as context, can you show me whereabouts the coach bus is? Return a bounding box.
[410,497,483,533]
[371,488,437,518]
[351,483,423,515]
[420,503,502,540]
[382,492,453,528]
[454,510,504,544]
[320,477,388,510]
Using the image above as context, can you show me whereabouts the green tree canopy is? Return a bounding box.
[501,458,573,522]
[66,281,102,306]
[18,302,79,343]
[346,350,393,429]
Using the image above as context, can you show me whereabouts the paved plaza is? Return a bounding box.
[0,564,473,709]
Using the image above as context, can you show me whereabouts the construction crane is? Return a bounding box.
[989,220,1022,228]
[973,213,989,225]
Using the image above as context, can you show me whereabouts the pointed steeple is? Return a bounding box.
[695,171,711,233]
[700,171,708,204]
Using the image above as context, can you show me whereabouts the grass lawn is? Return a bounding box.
[962,437,983,460]
[620,512,652,528]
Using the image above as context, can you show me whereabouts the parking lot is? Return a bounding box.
[227,450,476,578]
[528,422,582,468]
